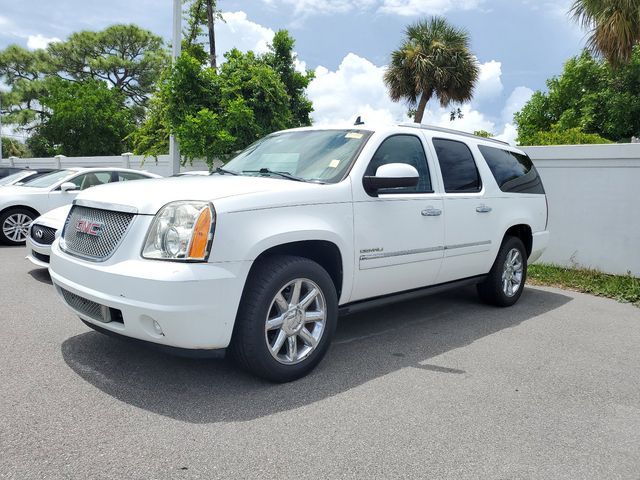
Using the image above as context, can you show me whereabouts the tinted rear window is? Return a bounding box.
[433,139,482,193]
[478,145,545,194]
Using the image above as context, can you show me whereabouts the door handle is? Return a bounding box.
[476,205,492,213]
[422,207,442,217]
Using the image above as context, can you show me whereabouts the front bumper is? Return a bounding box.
[26,235,53,267]
[49,241,251,350]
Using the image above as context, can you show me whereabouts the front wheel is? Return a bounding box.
[229,255,338,382]
[0,208,36,246]
[477,236,527,307]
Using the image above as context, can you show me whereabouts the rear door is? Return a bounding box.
[430,138,499,283]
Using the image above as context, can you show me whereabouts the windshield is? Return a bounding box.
[0,171,31,186]
[22,170,73,188]
[224,129,372,183]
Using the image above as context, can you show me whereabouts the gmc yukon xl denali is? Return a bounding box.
[50,124,549,382]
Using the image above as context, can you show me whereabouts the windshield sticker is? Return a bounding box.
[345,132,363,139]
[328,159,341,168]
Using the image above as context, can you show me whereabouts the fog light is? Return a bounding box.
[153,320,164,336]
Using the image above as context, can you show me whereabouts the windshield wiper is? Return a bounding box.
[242,168,307,182]
[213,167,239,176]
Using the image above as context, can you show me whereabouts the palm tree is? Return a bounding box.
[384,17,479,124]
[571,0,640,66]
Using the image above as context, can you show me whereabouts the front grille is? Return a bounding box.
[62,205,134,261]
[30,223,56,245]
[58,287,123,324]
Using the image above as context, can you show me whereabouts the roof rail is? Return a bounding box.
[398,122,511,147]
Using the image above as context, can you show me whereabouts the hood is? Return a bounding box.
[74,175,325,215]
[34,205,72,229]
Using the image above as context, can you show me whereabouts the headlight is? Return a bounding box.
[142,201,215,261]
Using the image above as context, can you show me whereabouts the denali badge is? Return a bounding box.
[75,219,105,237]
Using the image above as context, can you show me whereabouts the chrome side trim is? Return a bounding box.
[360,246,444,261]
[74,199,139,215]
[444,240,491,250]
[360,240,492,261]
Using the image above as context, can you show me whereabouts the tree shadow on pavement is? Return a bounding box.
[61,286,571,424]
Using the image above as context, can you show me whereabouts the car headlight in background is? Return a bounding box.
[142,201,215,261]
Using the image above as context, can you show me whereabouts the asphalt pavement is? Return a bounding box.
[1,246,639,479]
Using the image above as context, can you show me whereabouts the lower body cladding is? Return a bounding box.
[49,242,251,350]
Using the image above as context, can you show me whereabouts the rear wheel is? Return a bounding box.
[477,236,527,307]
[229,255,338,382]
[0,208,36,245]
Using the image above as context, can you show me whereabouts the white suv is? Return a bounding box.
[49,124,549,382]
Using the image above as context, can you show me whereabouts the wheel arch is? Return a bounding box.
[249,240,344,299]
[503,223,533,258]
[0,205,41,219]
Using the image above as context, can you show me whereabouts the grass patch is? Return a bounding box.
[528,264,640,306]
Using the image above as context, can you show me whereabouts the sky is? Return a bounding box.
[0,0,586,144]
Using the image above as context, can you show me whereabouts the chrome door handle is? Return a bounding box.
[422,207,442,217]
[476,205,492,213]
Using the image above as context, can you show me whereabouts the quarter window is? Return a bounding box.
[433,138,482,193]
[364,135,432,194]
[118,172,149,182]
[478,145,545,194]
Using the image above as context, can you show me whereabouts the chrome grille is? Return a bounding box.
[59,288,105,322]
[30,223,57,246]
[62,205,134,261]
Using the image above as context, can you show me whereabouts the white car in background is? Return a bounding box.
[0,169,57,187]
[26,205,71,267]
[0,168,160,246]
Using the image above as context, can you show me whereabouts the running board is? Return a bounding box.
[338,275,486,316]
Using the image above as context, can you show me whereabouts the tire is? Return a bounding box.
[0,208,36,246]
[229,255,338,383]
[477,236,528,307]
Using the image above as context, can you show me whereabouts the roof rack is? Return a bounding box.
[398,122,511,146]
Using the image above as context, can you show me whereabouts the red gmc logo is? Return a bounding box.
[74,219,105,237]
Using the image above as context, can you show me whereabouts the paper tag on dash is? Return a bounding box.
[345,132,363,139]
[328,159,341,168]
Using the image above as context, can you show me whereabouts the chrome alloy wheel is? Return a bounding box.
[265,278,327,365]
[502,248,524,297]
[3,213,33,243]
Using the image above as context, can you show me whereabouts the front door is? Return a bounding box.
[351,134,445,302]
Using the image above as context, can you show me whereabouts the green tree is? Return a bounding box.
[571,0,640,66]
[0,45,51,128]
[264,30,314,127]
[514,48,640,144]
[183,0,222,69]
[523,127,612,146]
[27,79,134,157]
[1,137,31,158]
[473,130,493,138]
[47,24,168,109]
[384,17,479,123]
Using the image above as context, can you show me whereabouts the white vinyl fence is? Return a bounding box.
[2,144,639,276]
[523,144,640,277]
[1,153,212,177]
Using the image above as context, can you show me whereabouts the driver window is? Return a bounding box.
[71,172,112,190]
[365,134,432,194]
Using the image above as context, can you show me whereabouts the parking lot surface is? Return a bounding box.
[1,246,639,479]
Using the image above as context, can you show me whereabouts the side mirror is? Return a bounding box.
[363,163,419,195]
[60,182,78,192]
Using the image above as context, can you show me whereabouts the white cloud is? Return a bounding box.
[261,0,377,17]
[501,86,534,123]
[26,34,60,50]
[217,11,275,55]
[379,0,484,15]
[307,53,409,126]
[474,60,504,103]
